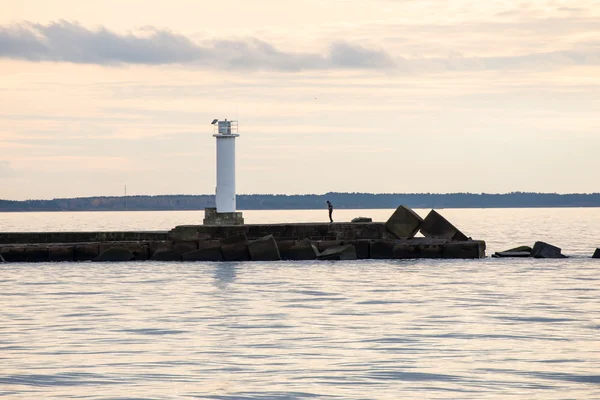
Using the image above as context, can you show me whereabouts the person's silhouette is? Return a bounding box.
[326,200,333,223]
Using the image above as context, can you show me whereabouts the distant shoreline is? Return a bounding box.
[2,192,600,212]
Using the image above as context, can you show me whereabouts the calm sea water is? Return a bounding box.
[1,208,600,399]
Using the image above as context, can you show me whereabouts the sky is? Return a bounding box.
[0,0,599,200]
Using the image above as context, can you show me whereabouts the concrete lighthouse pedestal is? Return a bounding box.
[203,207,244,226]
[204,119,244,226]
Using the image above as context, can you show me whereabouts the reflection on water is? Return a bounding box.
[213,263,238,290]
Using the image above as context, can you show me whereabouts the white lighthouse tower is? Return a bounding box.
[203,118,244,225]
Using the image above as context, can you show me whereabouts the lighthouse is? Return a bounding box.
[203,118,244,225]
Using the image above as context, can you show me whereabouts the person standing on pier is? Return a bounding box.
[327,200,334,223]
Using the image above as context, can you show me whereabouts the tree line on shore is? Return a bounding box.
[2,192,600,211]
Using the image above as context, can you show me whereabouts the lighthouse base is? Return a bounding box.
[203,208,244,226]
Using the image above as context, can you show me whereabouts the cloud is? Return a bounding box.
[0,160,15,178]
[0,20,394,71]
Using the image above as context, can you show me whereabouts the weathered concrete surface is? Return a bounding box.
[370,240,395,259]
[492,251,531,258]
[287,239,319,260]
[277,240,297,260]
[183,242,224,261]
[342,240,370,259]
[393,238,448,259]
[172,241,198,255]
[593,248,600,259]
[385,205,423,239]
[99,243,149,261]
[221,234,251,262]
[492,245,533,258]
[150,242,181,261]
[531,241,567,259]
[169,223,387,242]
[318,245,358,261]
[0,246,26,262]
[317,240,343,252]
[352,217,372,223]
[49,246,74,262]
[94,247,135,262]
[203,208,244,226]
[0,231,168,245]
[419,210,469,241]
[25,246,50,262]
[248,235,281,261]
[441,241,486,259]
[74,244,100,261]
[151,250,182,261]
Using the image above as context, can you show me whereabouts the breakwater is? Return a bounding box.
[0,206,487,262]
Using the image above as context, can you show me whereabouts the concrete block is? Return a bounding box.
[151,250,182,261]
[173,241,199,255]
[220,234,251,262]
[0,246,27,262]
[287,239,319,260]
[317,240,343,252]
[100,243,149,261]
[385,205,423,239]
[183,242,224,261]
[74,244,100,261]
[248,235,281,261]
[442,241,486,259]
[150,241,172,255]
[49,246,74,262]
[277,240,297,260]
[203,208,244,226]
[531,241,567,259]
[25,247,49,262]
[352,217,372,223]
[392,239,446,259]
[318,245,358,261]
[169,226,202,241]
[420,210,469,241]
[370,240,396,259]
[342,240,370,259]
[492,251,531,258]
[94,247,135,262]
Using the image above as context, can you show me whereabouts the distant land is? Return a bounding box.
[2,192,600,212]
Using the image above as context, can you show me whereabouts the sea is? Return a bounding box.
[1,208,599,399]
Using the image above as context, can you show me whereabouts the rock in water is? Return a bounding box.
[531,241,567,259]
[492,245,532,258]
[93,247,135,262]
[492,251,532,258]
[592,248,600,259]
[352,217,372,223]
